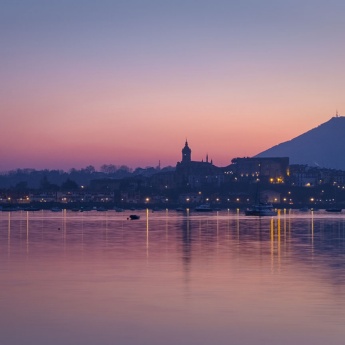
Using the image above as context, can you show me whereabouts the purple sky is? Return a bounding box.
[2,0,345,171]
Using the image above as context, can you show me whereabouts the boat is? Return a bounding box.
[245,203,277,217]
[51,207,62,212]
[23,206,41,211]
[128,214,140,220]
[1,206,21,212]
[194,204,213,212]
[96,207,108,212]
[245,162,277,217]
[325,208,342,213]
[299,207,309,212]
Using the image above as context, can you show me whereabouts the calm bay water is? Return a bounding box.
[1,209,345,345]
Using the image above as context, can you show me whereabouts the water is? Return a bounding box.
[1,209,345,345]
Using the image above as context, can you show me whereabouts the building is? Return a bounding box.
[175,140,224,188]
[227,157,289,183]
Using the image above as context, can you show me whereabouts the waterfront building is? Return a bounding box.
[226,157,289,183]
[175,141,224,188]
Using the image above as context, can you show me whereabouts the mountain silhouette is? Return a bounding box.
[255,116,345,170]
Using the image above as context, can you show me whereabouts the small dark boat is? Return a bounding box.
[128,214,140,220]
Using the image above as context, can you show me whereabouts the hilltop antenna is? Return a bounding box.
[336,109,339,117]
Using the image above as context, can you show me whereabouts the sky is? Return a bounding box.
[2,0,345,171]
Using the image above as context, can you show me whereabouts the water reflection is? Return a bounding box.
[1,210,345,345]
[146,208,149,258]
[7,212,10,259]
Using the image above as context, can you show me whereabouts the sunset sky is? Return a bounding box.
[2,0,345,171]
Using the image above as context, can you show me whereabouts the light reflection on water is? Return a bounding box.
[1,209,345,345]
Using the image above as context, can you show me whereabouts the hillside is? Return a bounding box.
[255,116,345,170]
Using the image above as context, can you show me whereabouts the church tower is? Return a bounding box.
[182,140,191,163]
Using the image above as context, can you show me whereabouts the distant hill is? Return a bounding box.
[255,116,345,170]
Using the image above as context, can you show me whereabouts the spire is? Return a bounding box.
[181,139,191,163]
[206,154,208,163]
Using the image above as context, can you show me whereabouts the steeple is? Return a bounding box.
[182,140,191,163]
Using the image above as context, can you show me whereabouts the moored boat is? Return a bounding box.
[325,208,342,213]
[1,206,21,212]
[245,203,277,217]
[299,207,309,212]
[23,206,41,211]
[96,206,108,211]
[194,204,213,212]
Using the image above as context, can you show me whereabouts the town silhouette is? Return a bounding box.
[1,135,345,210]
